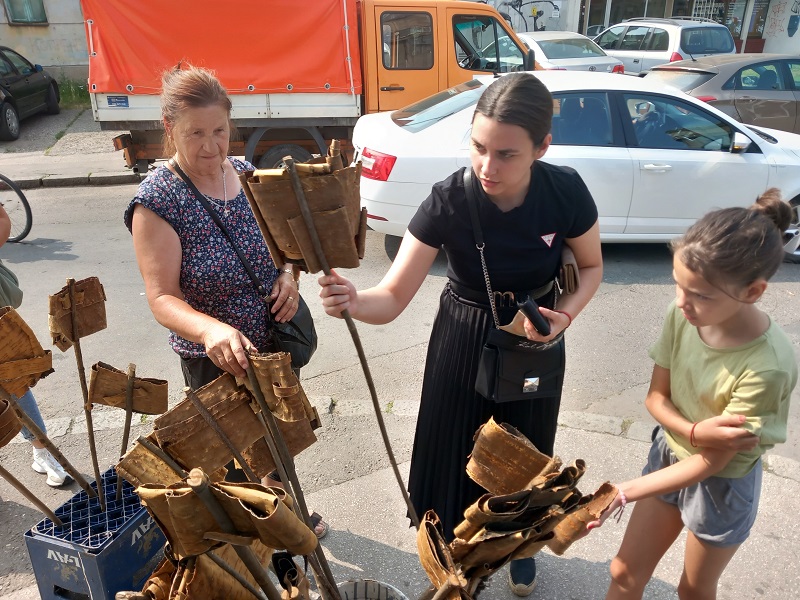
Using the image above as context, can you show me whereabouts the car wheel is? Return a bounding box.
[783,197,800,263]
[257,144,313,169]
[0,103,20,141]
[45,83,60,115]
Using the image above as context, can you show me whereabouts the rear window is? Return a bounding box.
[645,69,715,91]
[391,79,485,133]
[538,38,606,59]
[679,27,734,54]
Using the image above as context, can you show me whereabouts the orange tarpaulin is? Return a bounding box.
[81,0,363,96]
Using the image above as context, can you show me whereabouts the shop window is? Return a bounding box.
[382,12,434,70]
[3,0,47,24]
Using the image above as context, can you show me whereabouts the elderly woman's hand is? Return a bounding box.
[201,322,254,377]
[270,270,299,323]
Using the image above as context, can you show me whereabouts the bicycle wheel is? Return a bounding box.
[0,172,32,242]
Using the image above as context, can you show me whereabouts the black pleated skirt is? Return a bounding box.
[408,283,563,541]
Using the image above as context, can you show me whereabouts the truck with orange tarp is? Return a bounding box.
[80,0,533,172]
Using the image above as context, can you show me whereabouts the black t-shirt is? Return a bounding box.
[408,161,598,291]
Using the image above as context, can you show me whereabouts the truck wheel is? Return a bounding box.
[0,103,20,141]
[258,144,312,169]
[45,83,60,115]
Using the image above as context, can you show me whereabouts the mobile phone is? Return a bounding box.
[517,298,551,336]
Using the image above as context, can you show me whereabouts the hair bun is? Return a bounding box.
[751,188,792,232]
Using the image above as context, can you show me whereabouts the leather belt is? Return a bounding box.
[449,280,554,308]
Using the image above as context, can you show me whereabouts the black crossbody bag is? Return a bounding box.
[464,167,565,403]
[173,162,317,369]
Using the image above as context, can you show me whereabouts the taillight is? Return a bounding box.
[360,148,397,181]
[694,95,717,103]
[669,52,683,62]
[612,64,625,74]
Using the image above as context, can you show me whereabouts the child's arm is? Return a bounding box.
[645,364,759,451]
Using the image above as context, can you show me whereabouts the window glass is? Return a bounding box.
[647,28,670,51]
[453,15,524,73]
[3,0,47,24]
[596,26,625,50]
[788,61,800,89]
[551,93,613,146]
[732,62,785,91]
[679,27,734,54]
[392,78,484,133]
[624,93,733,151]
[3,49,34,76]
[538,38,606,59]
[0,57,13,77]
[619,26,649,51]
[381,12,434,70]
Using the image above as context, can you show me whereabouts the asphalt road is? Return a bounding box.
[1,180,800,598]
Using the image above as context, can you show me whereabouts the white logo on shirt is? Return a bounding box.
[541,233,556,247]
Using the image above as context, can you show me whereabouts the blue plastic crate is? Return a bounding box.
[24,466,166,600]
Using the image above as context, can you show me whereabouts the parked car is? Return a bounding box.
[0,46,60,141]
[353,71,800,261]
[593,17,736,76]
[516,31,624,73]
[646,54,800,134]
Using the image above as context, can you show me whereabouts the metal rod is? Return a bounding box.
[185,389,259,482]
[284,157,419,528]
[246,363,341,600]
[186,468,282,600]
[0,389,96,497]
[67,277,105,512]
[117,363,136,501]
[0,462,63,526]
[206,550,268,600]
[136,435,188,478]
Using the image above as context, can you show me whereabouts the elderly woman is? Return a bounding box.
[124,65,327,537]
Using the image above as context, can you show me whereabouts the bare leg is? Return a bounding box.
[606,497,684,600]
[677,532,739,600]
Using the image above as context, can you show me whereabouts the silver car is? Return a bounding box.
[594,17,736,76]
[517,31,624,73]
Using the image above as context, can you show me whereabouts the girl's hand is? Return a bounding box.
[522,306,570,342]
[694,415,759,451]
[270,271,299,323]
[585,488,627,533]
[318,270,358,318]
[201,322,255,377]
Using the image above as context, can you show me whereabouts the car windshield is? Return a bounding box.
[645,69,715,91]
[537,38,606,59]
[391,79,485,133]
[679,27,734,54]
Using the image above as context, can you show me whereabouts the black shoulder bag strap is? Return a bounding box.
[171,161,273,308]
[463,167,501,327]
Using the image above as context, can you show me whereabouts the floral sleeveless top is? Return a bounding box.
[124,157,278,358]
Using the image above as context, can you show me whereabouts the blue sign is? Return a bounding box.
[107,96,129,107]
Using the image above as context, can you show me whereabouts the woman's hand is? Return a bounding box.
[318,270,358,318]
[270,271,299,323]
[585,488,627,533]
[522,306,570,342]
[694,415,759,451]
[201,321,255,377]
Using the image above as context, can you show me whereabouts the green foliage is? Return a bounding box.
[58,77,90,109]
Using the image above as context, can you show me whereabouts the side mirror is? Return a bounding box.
[34,64,43,73]
[523,48,535,71]
[729,131,751,153]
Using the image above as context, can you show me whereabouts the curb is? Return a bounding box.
[14,174,142,190]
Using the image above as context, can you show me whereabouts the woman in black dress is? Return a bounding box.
[319,73,602,596]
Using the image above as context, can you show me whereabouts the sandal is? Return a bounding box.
[309,512,329,540]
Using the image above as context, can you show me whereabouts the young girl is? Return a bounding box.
[588,189,797,599]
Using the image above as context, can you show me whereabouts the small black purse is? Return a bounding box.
[464,168,565,404]
[173,162,317,370]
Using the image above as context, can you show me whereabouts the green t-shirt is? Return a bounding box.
[649,301,797,479]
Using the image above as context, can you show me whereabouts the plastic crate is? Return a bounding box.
[24,466,166,600]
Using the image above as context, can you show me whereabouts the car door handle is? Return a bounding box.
[633,59,640,63]
[642,163,672,172]
[380,86,405,91]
